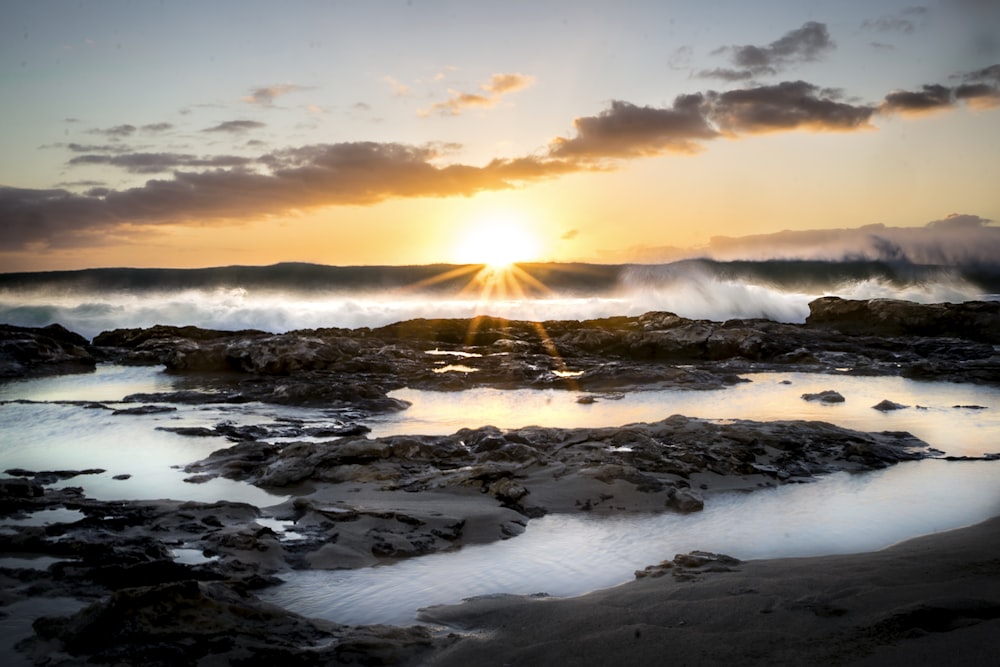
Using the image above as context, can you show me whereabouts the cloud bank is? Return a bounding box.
[610,214,1000,267]
[3,60,998,252]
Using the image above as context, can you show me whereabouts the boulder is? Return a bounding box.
[873,399,908,411]
[802,390,845,403]
[0,323,95,378]
[806,297,1000,343]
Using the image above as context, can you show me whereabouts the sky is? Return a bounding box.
[1,0,999,272]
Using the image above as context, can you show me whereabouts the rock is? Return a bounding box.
[0,476,45,500]
[112,405,177,415]
[873,399,908,411]
[806,297,1000,343]
[635,551,741,580]
[666,487,705,513]
[801,390,845,403]
[0,323,96,378]
[32,580,341,663]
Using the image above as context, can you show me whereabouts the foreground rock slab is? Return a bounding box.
[419,516,1000,666]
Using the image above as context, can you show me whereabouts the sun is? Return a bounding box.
[453,216,542,268]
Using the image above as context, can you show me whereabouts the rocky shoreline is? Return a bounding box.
[2,296,999,664]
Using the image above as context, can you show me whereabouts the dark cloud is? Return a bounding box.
[879,66,1000,113]
[88,124,137,139]
[699,22,834,80]
[549,83,873,158]
[62,142,133,154]
[202,120,266,133]
[548,96,718,159]
[708,81,875,133]
[141,122,174,133]
[963,63,1000,82]
[67,152,253,174]
[880,84,954,114]
[955,82,1000,106]
[53,180,106,189]
[696,68,755,82]
[0,142,575,250]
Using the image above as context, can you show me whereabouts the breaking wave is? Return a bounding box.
[0,260,995,340]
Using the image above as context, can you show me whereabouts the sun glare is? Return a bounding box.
[453,217,541,268]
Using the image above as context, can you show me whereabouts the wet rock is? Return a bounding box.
[0,323,96,378]
[666,487,705,513]
[0,476,45,500]
[873,399,908,411]
[32,580,343,664]
[112,404,177,415]
[635,551,741,580]
[801,390,845,403]
[806,297,1000,343]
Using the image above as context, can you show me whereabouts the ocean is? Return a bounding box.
[1,259,997,340]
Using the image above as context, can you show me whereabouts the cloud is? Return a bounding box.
[67,152,254,174]
[880,84,954,114]
[668,45,693,70]
[880,66,1000,114]
[708,81,875,133]
[141,122,174,133]
[64,142,133,154]
[383,75,411,97]
[9,65,998,253]
[699,213,1000,266]
[861,7,927,34]
[423,72,535,116]
[0,142,576,250]
[561,229,580,241]
[548,95,718,159]
[699,22,834,80]
[88,124,137,139]
[242,84,305,106]
[548,83,873,159]
[202,120,266,133]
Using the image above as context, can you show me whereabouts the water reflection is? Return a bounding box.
[263,459,1000,626]
[372,373,1000,457]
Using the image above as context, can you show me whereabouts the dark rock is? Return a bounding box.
[806,297,1000,343]
[0,476,45,499]
[112,405,177,415]
[873,399,908,411]
[0,323,96,378]
[32,580,345,663]
[802,390,845,403]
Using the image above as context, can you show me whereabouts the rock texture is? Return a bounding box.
[0,323,95,378]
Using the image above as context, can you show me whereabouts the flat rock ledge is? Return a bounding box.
[179,415,933,568]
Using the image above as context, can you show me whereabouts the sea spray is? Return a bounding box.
[0,260,994,339]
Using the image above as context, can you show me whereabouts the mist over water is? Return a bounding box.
[0,260,994,340]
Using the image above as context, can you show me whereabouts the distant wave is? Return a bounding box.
[1,260,997,340]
